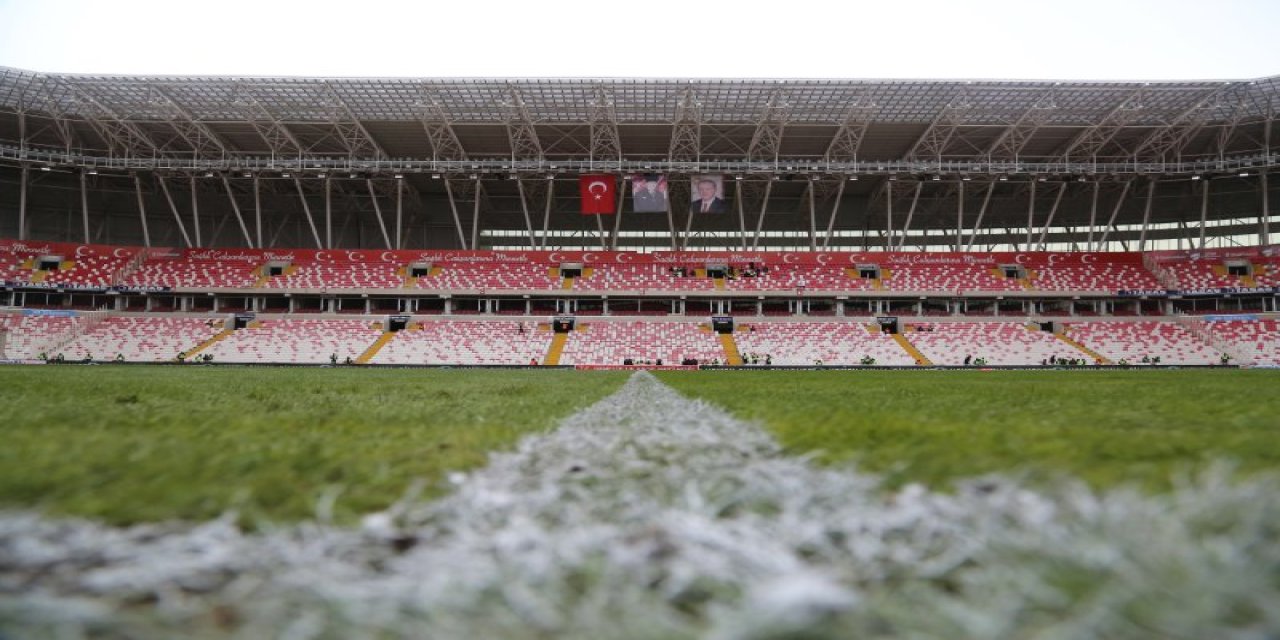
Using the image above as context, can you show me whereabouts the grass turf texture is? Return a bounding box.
[659,369,1280,490]
[0,366,628,526]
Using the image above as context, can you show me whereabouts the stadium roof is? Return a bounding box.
[0,67,1276,252]
[1,67,1277,167]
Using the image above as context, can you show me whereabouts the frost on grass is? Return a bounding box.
[3,371,1280,638]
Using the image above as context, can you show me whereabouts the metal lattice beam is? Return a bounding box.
[588,84,622,165]
[503,85,543,161]
[1127,84,1235,162]
[1055,86,1148,163]
[668,87,702,163]
[59,78,165,157]
[147,84,229,158]
[984,85,1059,160]
[904,85,974,161]
[321,81,386,159]
[415,86,466,161]
[231,83,302,158]
[823,94,877,163]
[746,87,790,162]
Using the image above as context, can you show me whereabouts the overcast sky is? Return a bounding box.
[0,0,1277,80]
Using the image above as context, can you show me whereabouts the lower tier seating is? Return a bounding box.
[558,322,723,365]
[1205,319,1280,365]
[58,317,222,362]
[202,319,383,364]
[907,322,1068,366]
[732,322,915,365]
[1062,321,1219,365]
[370,321,550,365]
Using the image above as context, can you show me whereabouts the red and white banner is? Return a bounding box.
[579,175,617,215]
[0,239,140,260]
[1146,245,1279,263]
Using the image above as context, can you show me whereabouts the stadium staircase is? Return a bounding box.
[186,328,234,359]
[1052,331,1111,364]
[544,332,569,365]
[356,331,397,364]
[718,332,744,365]
[890,333,933,365]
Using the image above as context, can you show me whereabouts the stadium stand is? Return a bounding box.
[557,321,724,365]
[57,317,222,362]
[575,264,713,291]
[370,320,551,365]
[200,319,383,364]
[0,314,78,359]
[263,261,402,289]
[880,265,1019,292]
[905,322,1069,366]
[1029,262,1164,292]
[1204,319,1280,365]
[125,256,259,289]
[417,263,560,290]
[731,322,915,365]
[1062,321,1219,365]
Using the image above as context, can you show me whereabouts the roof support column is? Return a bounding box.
[365,179,393,250]
[1198,178,1210,251]
[218,175,255,248]
[443,179,468,250]
[1137,178,1156,252]
[189,175,202,247]
[292,178,323,249]
[1095,180,1133,251]
[395,178,404,249]
[808,182,818,251]
[133,174,151,248]
[885,184,894,250]
[1261,170,1270,247]
[18,166,28,241]
[752,181,773,250]
[157,177,193,248]
[80,170,90,244]
[253,175,263,249]
[470,177,481,251]
[516,179,537,249]
[1086,181,1100,249]
[896,182,923,250]
[954,180,964,251]
[963,183,996,252]
[1024,180,1037,251]
[821,180,847,250]
[735,180,748,250]
[1036,183,1068,250]
[541,179,555,250]
[324,178,332,249]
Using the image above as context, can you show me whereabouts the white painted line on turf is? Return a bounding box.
[2,371,1280,638]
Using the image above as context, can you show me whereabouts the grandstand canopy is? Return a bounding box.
[0,67,1276,252]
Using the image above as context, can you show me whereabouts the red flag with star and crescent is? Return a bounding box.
[578,174,617,215]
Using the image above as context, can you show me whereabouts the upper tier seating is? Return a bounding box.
[575,264,713,291]
[880,265,1021,292]
[732,322,915,365]
[1062,321,1218,365]
[722,265,871,292]
[264,262,402,289]
[202,319,382,364]
[906,322,1068,365]
[1031,264,1163,292]
[58,317,221,362]
[557,322,723,365]
[416,264,559,290]
[370,320,550,365]
[1205,319,1280,366]
[125,258,258,288]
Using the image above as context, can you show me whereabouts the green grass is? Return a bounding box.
[659,369,1280,490]
[0,366,628,526]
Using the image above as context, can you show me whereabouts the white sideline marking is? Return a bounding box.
[2,371,1279,638]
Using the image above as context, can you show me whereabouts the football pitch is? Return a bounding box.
[1,366,1278,525]
[3,366,1280,638]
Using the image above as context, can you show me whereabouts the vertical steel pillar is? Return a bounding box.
[821,180,847,250]
[443,179,468,249]
[134,174,151,248]
[1198,178,1210,251]
[80,170,90,244]
[18,166,28,241]
[1137,178,1156,252]
[190,175,202,247]
[253,175,263,249]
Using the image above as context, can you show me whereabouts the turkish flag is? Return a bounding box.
[579,175,616,215]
